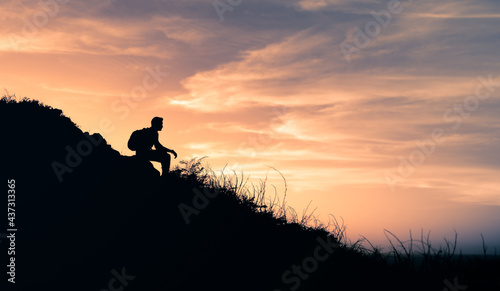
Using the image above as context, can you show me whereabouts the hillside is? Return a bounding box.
[1,97,498,291]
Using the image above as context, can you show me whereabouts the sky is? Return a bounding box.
[1,0,500,254]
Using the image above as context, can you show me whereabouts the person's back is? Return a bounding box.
[135,127,157,155]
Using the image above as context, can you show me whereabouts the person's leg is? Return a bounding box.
[146,150,171,175]
[160,153,171,175]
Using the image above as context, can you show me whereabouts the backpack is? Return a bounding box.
[127,128,150,151]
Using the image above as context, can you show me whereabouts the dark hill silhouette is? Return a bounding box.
[1,97,498,291]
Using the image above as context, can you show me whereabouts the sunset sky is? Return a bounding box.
[2,0,499,253]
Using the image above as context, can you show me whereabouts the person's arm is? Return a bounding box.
[154,134,177,158]
[168,148,178,159]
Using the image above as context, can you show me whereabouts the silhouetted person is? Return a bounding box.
[128,117,177,176]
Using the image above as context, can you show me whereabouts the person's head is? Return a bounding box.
[151,117,163,131]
